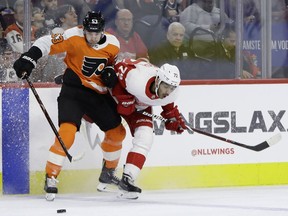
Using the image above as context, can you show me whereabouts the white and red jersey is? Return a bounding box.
[106,28,149,61]
[4,23,23,53]
[113,58,179,110]
[4,22,36,53]
[32,26,120,94]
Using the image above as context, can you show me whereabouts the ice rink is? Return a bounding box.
[1,185,288,216]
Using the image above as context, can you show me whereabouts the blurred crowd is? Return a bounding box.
[0,0,288,83]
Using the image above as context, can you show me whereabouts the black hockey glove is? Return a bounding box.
[13,46,42,79]
[101,66,118,88]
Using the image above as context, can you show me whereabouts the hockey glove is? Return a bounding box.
[13,46,42,79]
[101,66,118,88]
[161,105,187,134]
[116,95,136,116]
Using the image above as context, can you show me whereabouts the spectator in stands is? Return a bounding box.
[150,22,237,79]
[4,0,35,53]
[106,9,148,61]
[0,39,19,82]
[34,0,58,30]
[123,0,163,20]
[224,0,260,38]
[58,0,96,24]
[149,22,196,66]
[148,22,216,79]
[272,0,288,22]
[126,0,169,49]
[52,4,78,33]
[0,6,15,31]
[220,27,256,79]
[36,0,58,11]
[179,0,232,59]
[31,7,45,33]
[33,5,79,82]
[163,0,183,23]
[0,1,17,8]
[86,0,119,28]
[224,0,260,25]
[180,0,232,39]
[115,0,125,9]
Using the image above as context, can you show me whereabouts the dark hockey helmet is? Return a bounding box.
[83,11,105,32]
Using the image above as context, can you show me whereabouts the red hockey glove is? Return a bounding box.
[161,105,187,133]
[116,95,136,116]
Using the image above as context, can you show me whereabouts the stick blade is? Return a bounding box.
[250,133,281,152]
[266,133,282,146]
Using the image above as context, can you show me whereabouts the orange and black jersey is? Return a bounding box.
[32,26,120,94]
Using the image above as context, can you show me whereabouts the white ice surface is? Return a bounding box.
[1,186,288,216]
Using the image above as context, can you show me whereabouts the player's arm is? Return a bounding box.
[111,78,136,116]
[13,45,42,79]
[13,32,71,78]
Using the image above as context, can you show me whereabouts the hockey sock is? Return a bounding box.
[101,124,126,169]
[45,123,77,177]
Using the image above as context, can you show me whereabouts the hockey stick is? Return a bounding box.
[142,111,281,152]
[25,76,84,162]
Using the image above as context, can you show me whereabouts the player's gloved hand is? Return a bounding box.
[13,54,36,79]
[13,46,42,79]
[116,95,136,116]
[161,105,187,133]
[101,66,118,88]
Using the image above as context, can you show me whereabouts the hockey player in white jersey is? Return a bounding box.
[111,58,187,199]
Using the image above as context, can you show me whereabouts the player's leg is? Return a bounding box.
[97,124,126,191]
[118,109,154,199]
[44,85,83,201]
[85,93,125,192]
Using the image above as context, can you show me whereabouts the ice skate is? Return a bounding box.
[117,174,141,199]
[44,174,59,201]
[97,163,120,192]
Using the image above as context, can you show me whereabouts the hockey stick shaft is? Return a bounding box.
[142,111,281,151]
[25,76,73,162]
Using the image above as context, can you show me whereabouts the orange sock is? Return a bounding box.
[101,124,126,169]
[45,123,77,177]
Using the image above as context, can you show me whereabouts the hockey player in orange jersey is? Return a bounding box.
[111,58,187,199]
[13,11,126,201]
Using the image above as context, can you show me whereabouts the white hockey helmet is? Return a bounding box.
[157,63,181,87]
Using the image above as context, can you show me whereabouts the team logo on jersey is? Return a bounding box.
[51,33,64,44]
[82,56,107,77]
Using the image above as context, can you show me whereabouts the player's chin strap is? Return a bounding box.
[141,111,281,152]
[154,76,161,97]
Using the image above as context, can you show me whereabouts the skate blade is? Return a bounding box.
[45,193,56,201]
[97,182,119,193]
[117,190,139,199]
